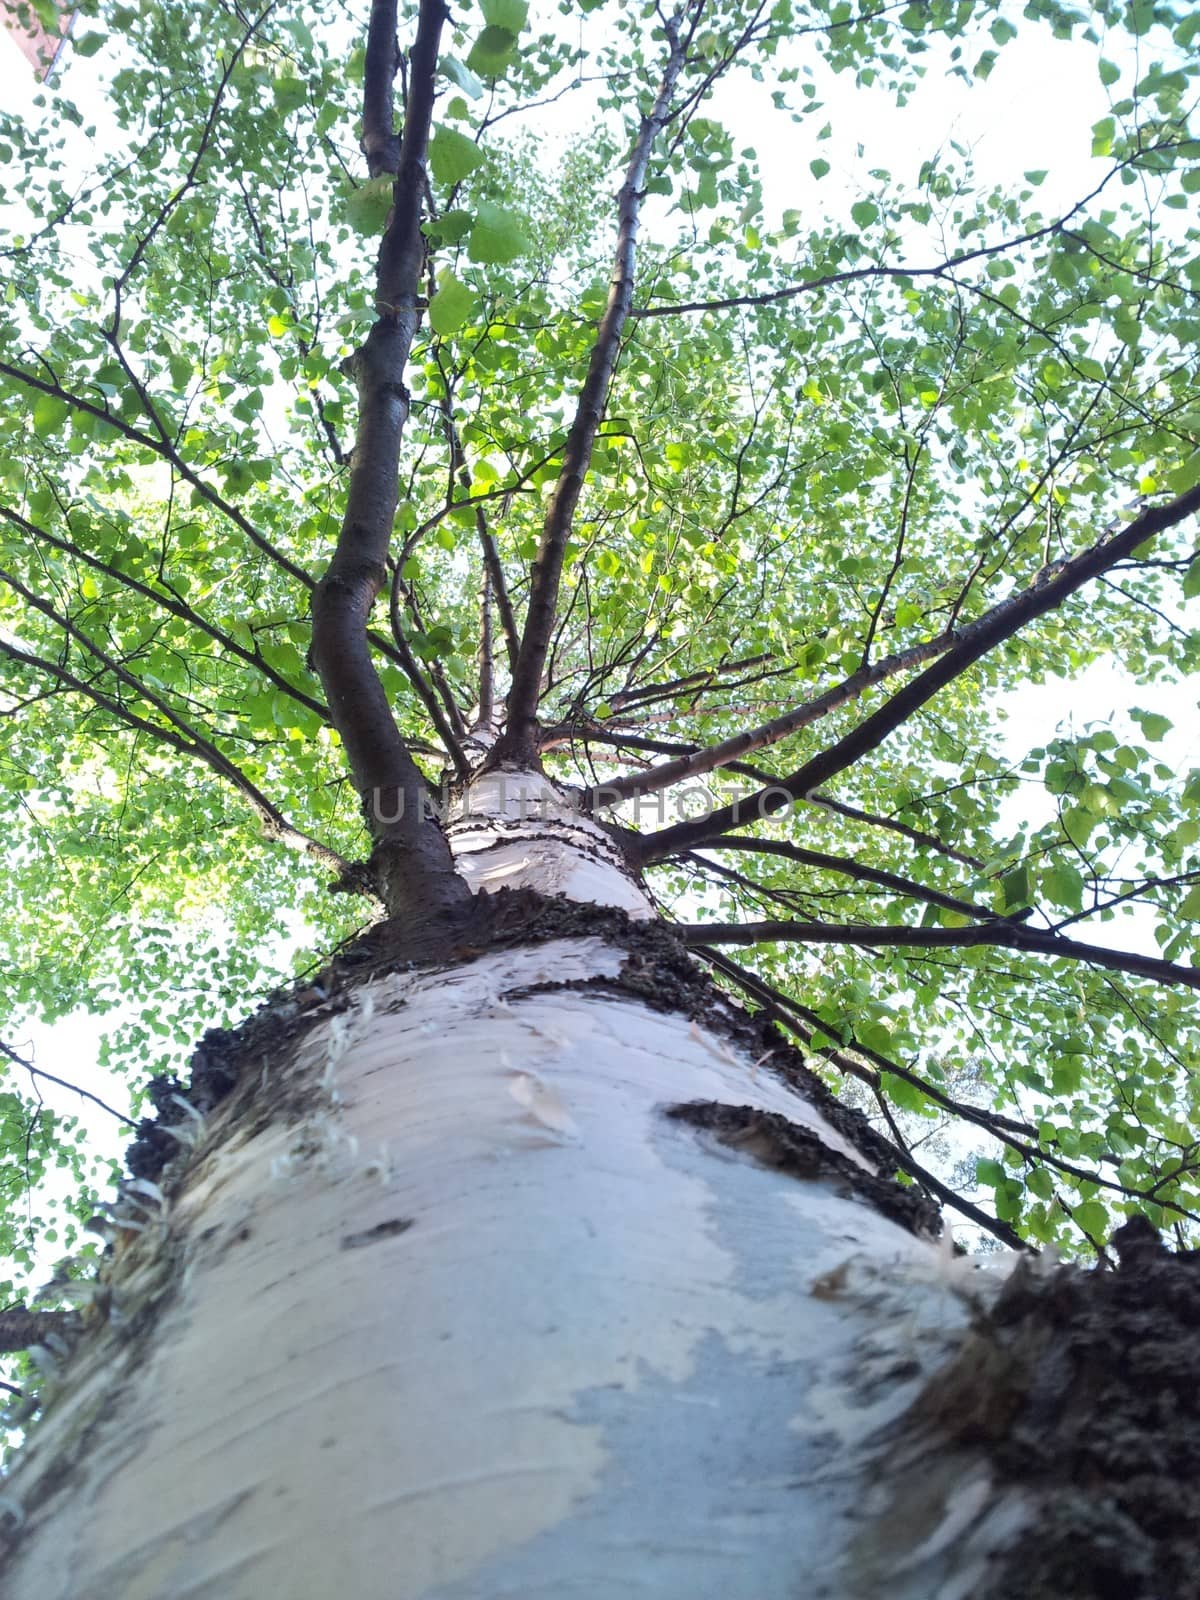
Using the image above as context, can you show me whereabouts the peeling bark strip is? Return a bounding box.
[310,0,466,916]
[493,5,694,766]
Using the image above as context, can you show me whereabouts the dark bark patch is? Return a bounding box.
[125,1029,246,1179]
[124,1001,350,1184]
[664,1100,941,1240]
[897,1221,1200,1599]
[119,890,934,1230]
[340,1218,414,1250]
[124,1120,180,1182]
[0,1308,79,1356]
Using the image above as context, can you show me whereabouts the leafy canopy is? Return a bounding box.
[0,0,1199,1305]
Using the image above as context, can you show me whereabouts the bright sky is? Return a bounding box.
[718,24,1110,218]
[1,4,1196,1286]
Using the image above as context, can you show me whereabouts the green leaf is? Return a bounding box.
[1091,116,1115,158]
[273,72,307,112]
[1062,805,1097,847]
[467,201,529,263]
[1042,863,1083,912]
[1130,708,1172,741]
[810,158,830,179]
[343,175,394,235]
[850,199,877,229]
[440,56,484,98]
[995,1180,1024,1222]
[1073,1200,1109,1240]
[423,208,474,247]
[33,393,70,436]
[1098,58,1120,87]
[999,863,1031,910]
[1026,1167,1054,1201]
[466,25,518,77]
[73,31,106,56]
[429,127,483,187]
[480,0,528,31]
[428,268,477,335]
[1167,450,1200,495]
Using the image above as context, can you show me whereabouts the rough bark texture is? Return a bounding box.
[891,1222,1200,1600]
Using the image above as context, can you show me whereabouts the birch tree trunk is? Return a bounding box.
[0,782,1188,1599]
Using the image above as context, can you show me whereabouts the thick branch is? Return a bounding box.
[680,836,997,921]
[680,916,1200,990]
[362,0,402,175]
[477,518,520,679]
[0,1307,76,1355]
[309,0,467,915]
[493,7,691,765]
[475,564,496,734]
[585,627,954,809]
[639,485,1200,859]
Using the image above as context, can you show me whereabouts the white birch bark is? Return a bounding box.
[0,788,1031,1599]
[447,768,654,918]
